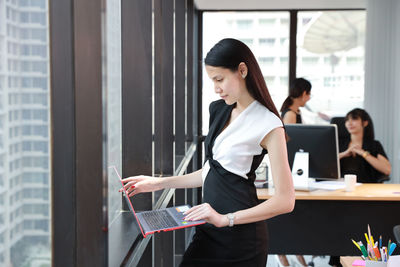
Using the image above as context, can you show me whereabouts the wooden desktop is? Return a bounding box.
[257,184,400,255]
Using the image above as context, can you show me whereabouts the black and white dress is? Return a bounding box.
[180,99,282,267]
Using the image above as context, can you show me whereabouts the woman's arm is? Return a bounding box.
[351,146,391,176]
[366,154,391,176]
[282,111,297,124]
[184,127,295,227]
[123,169,203,197]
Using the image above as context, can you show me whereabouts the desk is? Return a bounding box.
[257,184,400,255]
[340,256,362,267]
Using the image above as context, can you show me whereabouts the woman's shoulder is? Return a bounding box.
[369,139,385,150]
[364,139,383,148]
[253,101,282,125]
[365,139,387,156]
[281,108,298,116]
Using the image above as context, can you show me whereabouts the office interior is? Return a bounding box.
[0,0,399,266]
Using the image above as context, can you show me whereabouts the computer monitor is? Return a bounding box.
[285,124,341,179]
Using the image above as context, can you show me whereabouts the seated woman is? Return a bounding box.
[339,108,391,183]
[280,78,312,124]
[330,108,391,267]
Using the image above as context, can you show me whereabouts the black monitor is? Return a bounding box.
[285,124,341,179]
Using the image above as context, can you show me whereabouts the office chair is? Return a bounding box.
[330,116,350,141]
[377,174,390,183]
[394,225,400,245]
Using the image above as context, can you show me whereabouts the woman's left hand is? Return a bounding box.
[351,145,365,157]
[183,203,227,228]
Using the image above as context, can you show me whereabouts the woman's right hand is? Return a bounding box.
[120,176,164,197]
[339,146,354,159]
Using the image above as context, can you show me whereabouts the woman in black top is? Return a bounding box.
[339,108,391,182]
[280,78,312,124]
[330,108,391,267]
[121,38,295,267]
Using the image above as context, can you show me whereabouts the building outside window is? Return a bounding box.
[0,0,51,266]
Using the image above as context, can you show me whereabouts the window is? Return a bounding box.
[240,38,253,46]
[258,57,275,66]
[301,57,319,65]
[259,38,275,47]
[259,18,275,26]
[103,0,122,263]
[31,29,47,42]
[1,2,51,265]
[31,0,46,9]
[237,19,253,29]
[297,11,366,122]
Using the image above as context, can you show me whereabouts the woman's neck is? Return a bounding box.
[236,93,255,113]
[350,133,363,144]
[289,99,301,113]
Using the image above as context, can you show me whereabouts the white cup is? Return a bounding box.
[344,174,357,192]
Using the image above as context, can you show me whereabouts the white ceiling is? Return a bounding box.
[194,0,366,10]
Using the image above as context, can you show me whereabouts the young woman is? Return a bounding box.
[339,108,391,182]
[121,38,295,267]
[280,78,312,124]
[330,108,391,267]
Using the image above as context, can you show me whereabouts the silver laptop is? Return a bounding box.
[110,166,205,238]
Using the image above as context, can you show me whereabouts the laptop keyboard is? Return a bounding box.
[141,210,179,229]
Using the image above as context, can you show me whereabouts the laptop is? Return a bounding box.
[110,166,205,238]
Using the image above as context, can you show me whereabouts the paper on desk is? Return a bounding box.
[309,181,361,191]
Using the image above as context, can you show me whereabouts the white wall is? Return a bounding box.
[364,0,400,183]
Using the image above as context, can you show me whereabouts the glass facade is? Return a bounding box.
[0,0,51,266]
[297,11,366,123]
[103,0,122,230]
[202,11,366,130]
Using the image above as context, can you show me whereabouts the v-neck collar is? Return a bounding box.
[212,100,257,147]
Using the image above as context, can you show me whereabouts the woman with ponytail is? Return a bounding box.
[121,38,295,266]
[280,78,312,124]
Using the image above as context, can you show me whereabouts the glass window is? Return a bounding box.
[297,11,366,123]
[1,1,51,266]
[259,18,275,26]
[31,29,47,42]
[202,12,290,134]
[20,12,29,23]
[103,2,122,265]
[258,56,275,66]
[259,38,275,47]
[31,0,46,9]
[32,45,46,58]
[30,12,45,25]
[236,19,253,29]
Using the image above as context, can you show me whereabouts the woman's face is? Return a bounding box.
[345,116,366,135]
[300,91,311,107]
[205,65,246,105]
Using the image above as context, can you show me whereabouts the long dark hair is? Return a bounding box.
[345,108,374,141]
[204,38,281,120]
[280,78,312,112]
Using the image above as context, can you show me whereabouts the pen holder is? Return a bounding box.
[366,256,400,267]
[365,261,386,267]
